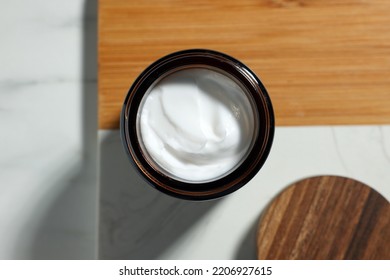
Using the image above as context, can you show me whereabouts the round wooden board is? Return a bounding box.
[257,176,390,259]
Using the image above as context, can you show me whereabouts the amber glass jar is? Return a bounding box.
[121,49,274,200]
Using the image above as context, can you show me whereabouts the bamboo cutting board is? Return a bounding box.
[257,176,390,259]
[98,0,390,129]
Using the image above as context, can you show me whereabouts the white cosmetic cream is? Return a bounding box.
[137,68,256,182]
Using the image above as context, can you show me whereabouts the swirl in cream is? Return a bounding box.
[137,68,256,182]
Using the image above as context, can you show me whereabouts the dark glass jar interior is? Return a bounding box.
[121,49,274,200]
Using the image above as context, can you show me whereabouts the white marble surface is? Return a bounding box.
[0,0,97,259]
[99,126,390,259]
[1,0,389,260]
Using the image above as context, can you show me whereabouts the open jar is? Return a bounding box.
[121,49,274,200]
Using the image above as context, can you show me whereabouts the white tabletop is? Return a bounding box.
[0,0,389,259]
[0,0,97,259]
[99,126,390,259]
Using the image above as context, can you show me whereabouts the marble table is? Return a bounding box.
[0,0,97,259]
[0,0,389,259]
[99,126,390,259]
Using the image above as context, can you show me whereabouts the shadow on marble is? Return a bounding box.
[234,184,290,260]
[27,0,98,259]
[99,131,221,259]
[235,217,259,260]
[234,196,276,260]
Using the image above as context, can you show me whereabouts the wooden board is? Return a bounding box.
[99,0,390,129]
[256,176,390,260]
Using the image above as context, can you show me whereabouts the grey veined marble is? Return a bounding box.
[98,126,390,259]
[1,0,390,260]
[0,0,97,259]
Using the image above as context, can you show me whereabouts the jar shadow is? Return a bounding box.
[99,131,221,259]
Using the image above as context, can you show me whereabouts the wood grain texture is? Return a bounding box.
[99,0,390,129]
[257,176,390,260]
